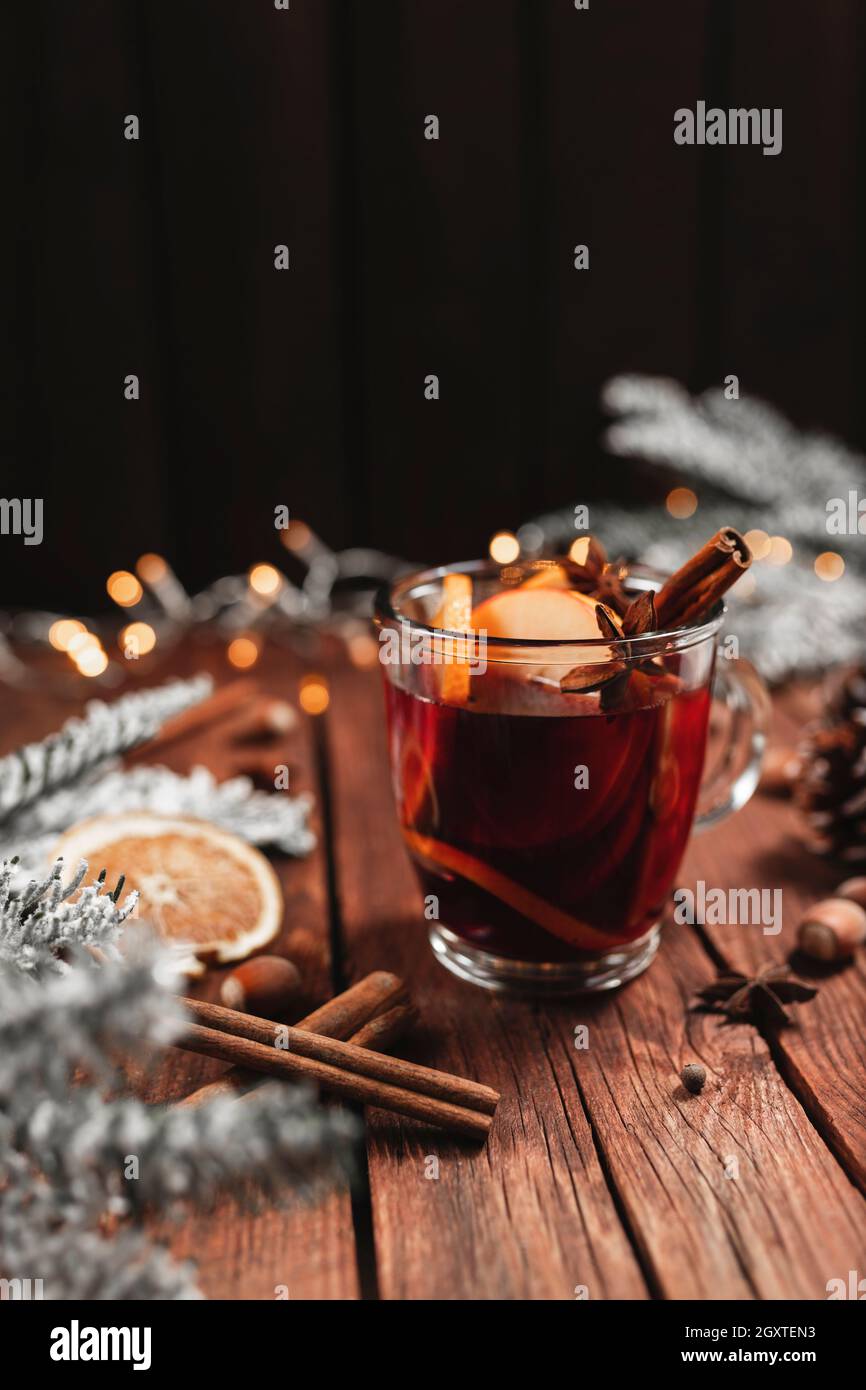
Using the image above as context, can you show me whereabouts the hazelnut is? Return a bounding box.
[220,955,302,1018]
[681,1063,706,1095]
[836,876,866,911]
[796,898,866,962]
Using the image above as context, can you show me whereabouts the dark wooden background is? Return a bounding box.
[3,0,865,610]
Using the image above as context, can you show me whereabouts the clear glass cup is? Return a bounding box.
[374,560,769,995]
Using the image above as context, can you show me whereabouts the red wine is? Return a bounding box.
[384,676,712,962]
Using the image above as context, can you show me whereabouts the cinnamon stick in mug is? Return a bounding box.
[652,526,752,630]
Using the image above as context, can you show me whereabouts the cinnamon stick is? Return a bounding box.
[177,1021,495,1140]
[181,996,499,1116]
[347,1002,418,1051]
[176,970,407,1109]
[652,526,751,631]
[228,1004,419,1110]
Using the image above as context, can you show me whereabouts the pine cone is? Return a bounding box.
[796,666,866,862]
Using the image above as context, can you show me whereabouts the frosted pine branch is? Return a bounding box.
[0,674,212,821]
[0,886,357,1300]
[528,375,866,681]
[0,763,315,878]
[0,857,139,977]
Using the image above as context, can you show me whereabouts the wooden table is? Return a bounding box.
[5,645,866,1300]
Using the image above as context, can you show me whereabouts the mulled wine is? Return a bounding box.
[375,531,766,993]
[384,675,712,963]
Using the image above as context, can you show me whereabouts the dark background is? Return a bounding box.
[2,0,864,612]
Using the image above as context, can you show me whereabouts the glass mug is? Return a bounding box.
[374,560,769,995]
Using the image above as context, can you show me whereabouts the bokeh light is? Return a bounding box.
[814,551,845,582]
[49,619,86,651]
[136,553,168,584]
[121,621,157,657]
[347,633,379,669]
[281,520,311,552]
[488,531,520,564]
[74,647,109,677]
[744,529,771,561]
[665,487,698,519]
[67,630,101,657]
[227,635,260,669]
[299,673,330,715]
[107,571,143,607]
[249,563,282,597]
[766,536,793,567]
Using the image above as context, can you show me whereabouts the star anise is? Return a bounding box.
[593,559,632,616]
[693,964,818,1028]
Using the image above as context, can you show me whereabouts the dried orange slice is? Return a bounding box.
[52,813,283,974]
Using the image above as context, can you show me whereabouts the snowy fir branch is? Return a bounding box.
[528,375,866,682]
[0,674,212,821]
[0,861,357,1299]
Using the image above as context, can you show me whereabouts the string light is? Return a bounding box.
[136,553,168,584]
[347,632,379,669]
[766,536,793,567]
[227,635,260,670]
[744,529,771,561]
[107,571,143,607]
[48,619,86,651]
[281,520,311,553]
[814,551,845,582]
[489,531,520,564]
[249,563,282,597]
[120,622,157,657]
[67,631,102,658]
[665,487,698,519]
[299,673,330,715]
[73,646,109,677]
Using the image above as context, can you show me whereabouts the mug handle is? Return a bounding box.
[693,655,771,831]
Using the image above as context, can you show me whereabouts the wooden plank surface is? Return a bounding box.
[681,692,866,1196]
[143,650,360,1300]
[325,656,648,1300]
[325,656,866,1299]
[0,651,360,1301]
[3,648,866,1299]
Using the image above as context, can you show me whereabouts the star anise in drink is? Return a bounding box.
[693,963,818,1027]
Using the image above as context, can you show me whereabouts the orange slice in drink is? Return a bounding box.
[53,813,283,974]
[432,572,474,705]
[403,828,618,951]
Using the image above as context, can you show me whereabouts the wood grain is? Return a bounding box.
[0,656,360,1300]
[325,657,649,1299]
[151,656,360,1298]
[5,650,866,1299]
[325,657,866,1299]
[681,692,866,1195]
